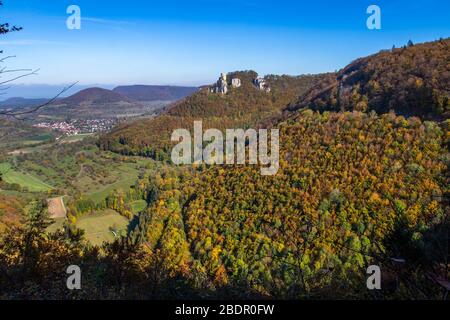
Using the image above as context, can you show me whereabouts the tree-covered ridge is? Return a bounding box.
[2,110,446,299]
[99,71,325,158]
[289,38,450,120]
[0,194,25,231]
[181,110,448,297]
[1,38,449,300]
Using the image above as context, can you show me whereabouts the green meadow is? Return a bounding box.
[75,209,129,246]
[11,140,151,200]
[21,133,54,146]
[0,162,53,192]
[131,199,147,214]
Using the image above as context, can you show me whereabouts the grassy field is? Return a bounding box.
[0,189,39,199]
[131,200,147,214]
[59,133,93,144]
[7,133,92,155]
[8,143,53,155]
[0,162,53,192]
[75,209,129,246]
[0,119,55,152]
[46,217,66,233]
[22,133,54,146]
[11,141,150,202]
[73,156,149,203]
[85,172,138,203]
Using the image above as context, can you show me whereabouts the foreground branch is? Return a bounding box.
[0,81,79,119]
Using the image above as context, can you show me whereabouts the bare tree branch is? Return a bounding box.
[0,68,39,85]
[0,52,79,120]
[0,55,15,63]
[0,68,33,74]
[0,81,79,119]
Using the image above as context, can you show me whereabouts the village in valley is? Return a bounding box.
[34,118,118,135]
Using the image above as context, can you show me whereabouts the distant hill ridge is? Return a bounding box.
[0,97,50,110]
[113,85,199,102]
[99,70,325,157]
[60,87,133,105]
[25,84,201,120]
[1,85,200,110]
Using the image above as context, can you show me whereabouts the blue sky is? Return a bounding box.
[0,0,449,95]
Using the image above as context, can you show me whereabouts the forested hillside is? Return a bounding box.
[0,193,25,231]
[1,111,447,299]
[99,71,326,157]
[59,87,133,105]
[0,118,54,151]
[96,39,449,298]
[288,38,449,120]
[0,39,448,300]
[180,110,448,297]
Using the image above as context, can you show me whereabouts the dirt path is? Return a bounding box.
[76,163,85,179]
[47,196,67,219]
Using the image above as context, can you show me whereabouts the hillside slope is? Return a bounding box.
[60,87,134,105]
[288,38,449,120]
[35,87,156,120]
[0,97,50,110]
[177,110,447,297]
[0,194,25,232]
[100,71,327,157]
[120,39,449,297]
[1,39,448,299]
[0,118,54,152]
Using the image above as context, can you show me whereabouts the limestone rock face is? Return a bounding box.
[231,78,241,88]
[210,73,228,94]
[253,76,271,93]
[209,72,244,94]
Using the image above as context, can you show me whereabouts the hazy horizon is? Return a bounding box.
[0,83,205,100]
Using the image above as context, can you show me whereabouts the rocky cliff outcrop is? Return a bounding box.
[210,73,228,94]
[253,76,271,93]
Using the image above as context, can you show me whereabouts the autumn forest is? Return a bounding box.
[0,1,449,301]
